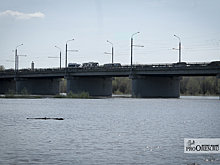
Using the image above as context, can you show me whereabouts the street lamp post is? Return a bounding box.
[65,39,74,75]
[107,40,114,63]
[15,44,23,75]
[55,46,62,69]
[131,32,140,74]
[174,35,181,63]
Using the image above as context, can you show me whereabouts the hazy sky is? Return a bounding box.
[0,0,220,69]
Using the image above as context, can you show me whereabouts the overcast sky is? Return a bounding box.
[0,0,220,69]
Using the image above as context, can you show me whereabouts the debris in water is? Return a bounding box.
[27,117,64,120]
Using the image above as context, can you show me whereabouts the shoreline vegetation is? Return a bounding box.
[0,89,92,99]
[0,76,219,99]
[0,92,218,99]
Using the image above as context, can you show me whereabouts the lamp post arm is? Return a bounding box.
[16,44,23,49]
[132,32,140,38]
[66,39,74,44]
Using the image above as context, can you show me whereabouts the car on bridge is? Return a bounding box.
[104,63,121,67]
[82,62,99,68]
[68,63,81,68]
[209,61,220,66]
[172,62,187,67]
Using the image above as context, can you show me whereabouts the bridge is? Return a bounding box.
[0,62,219,98]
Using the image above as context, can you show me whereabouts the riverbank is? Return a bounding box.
[0,94,112,99]
[180,93,219,97]
[0,94,219,99]
[0,91,219,99]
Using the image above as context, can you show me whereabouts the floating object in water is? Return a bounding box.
[27,117,64,120]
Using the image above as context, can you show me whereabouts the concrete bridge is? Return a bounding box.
[0,62,219,98]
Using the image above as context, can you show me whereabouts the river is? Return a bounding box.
[0,96,219,164]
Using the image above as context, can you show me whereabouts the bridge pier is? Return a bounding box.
[131,75,180,98]
[16,78,60,95]
[66,76,112,96]
[0,79,16,94]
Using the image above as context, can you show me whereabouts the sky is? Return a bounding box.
[0,0,220,69]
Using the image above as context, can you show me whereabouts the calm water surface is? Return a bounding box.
[0,96,219,165]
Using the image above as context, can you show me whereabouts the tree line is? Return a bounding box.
[180,77,219,95]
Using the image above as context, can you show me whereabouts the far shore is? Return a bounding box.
[0,93,219,99]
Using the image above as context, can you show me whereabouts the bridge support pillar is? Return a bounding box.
[0,79,16,94]
[131,75,180,98]
[66,76,112,96]
[16,78,60,95]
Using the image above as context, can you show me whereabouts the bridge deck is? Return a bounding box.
[0,63,219,79]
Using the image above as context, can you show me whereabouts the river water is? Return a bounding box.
[0,96,219,165]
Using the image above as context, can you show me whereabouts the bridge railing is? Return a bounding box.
[0,62,219,76]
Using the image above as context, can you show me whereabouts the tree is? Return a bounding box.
[200,77,208,94]
[112,77,131,94]
[59,78,67,93]
[180,77,189,94]
[0,65,5,71]
[180,76,219,95]
[186,77,199,95]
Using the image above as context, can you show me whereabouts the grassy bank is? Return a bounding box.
[1,89,91,99]
[0,88,42,98]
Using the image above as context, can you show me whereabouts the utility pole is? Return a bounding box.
[174,35,181,63]
[15,44,23,76]
[131,32,142,74]
[111,44,113,63]
[65,42,67,74]
[60,51,61,69]
[60,50,61,69]
[131,36,133,73]
[65,39,74,75]
[179,40,181,63]
[107,40,114,63]
[55,46,62,69]
[15,49,17,73]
